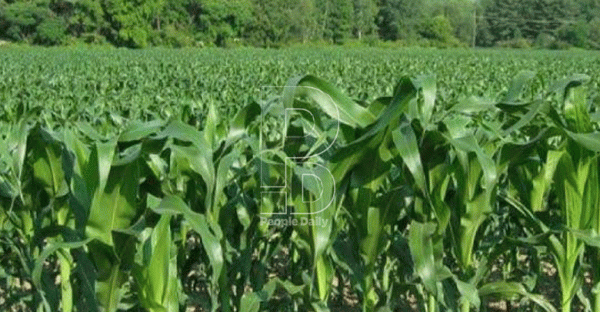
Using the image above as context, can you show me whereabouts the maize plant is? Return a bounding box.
[499,74,600,312]
[1,48,600,311]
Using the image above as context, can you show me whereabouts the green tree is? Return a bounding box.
[577,0,600,21]
[35,17,66,45]
[427,0,477,44]
[195,0,253,46]
[420,15,456,42]
[328,0,353,43]
[376,0,425,40]
[65,0,108,42]
[352,0,377,39]
[480,0,579,46]
[557,19,589,47]
[0,1,50,41]
[102,0,167,48]
[314,0,353,44]
[588,17,600,48]
[248,0,315,46]
[293,0,318,43]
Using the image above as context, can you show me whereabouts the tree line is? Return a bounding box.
[1,0,600,49]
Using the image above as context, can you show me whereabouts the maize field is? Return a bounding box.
[1,47,600,312]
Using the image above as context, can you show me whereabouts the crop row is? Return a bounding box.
[1,67,600,311]
[1,48,600,130]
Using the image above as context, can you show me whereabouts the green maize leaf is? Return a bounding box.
[563,83,593,133]
[240,293,260,312]
[69,172,93,232]
[149,195,224,291]
[111,218,146,270]
[478,281,557,312]
[392,120,427,197]
[260,277,305,297]
[552,151,582,225]
[501,70,536,104]
[446,134,497,188]
[86,147,140,246]
[285,98,329,139]
[498,130,546,172]
[452,96,497,114]
[330,135,383,183]
[77,122,107,141]
[502,99,547,135]
[349,137,392,187]
[453,277,480,309]
[409,221,452,296]
[146,153,168,180]
[568,228,600,248]
[112,144,142,167]
[212,150,240,221]
[574,156,599,230]
[548,74,590,100]
[565,131,600,152]
[168,144,214,195]
[546,104,570,130]
[444,114,473,139]
[134,215,179,312]
[530,145,562,212]
[238,277,305,312]
[284,75,377,128]
[227,101,261,145]
[96,262,127,312]
[10,119,29,182]
[158,120,211,152]
[359,188,406,309]
[363,77,416,137]
[33,238,92,289]
[311,301,330,312]
[291,163,336,301]
[58,248,73,312]
[479,118,505,141]
[43,228,100,312]
[163,120,215,191]
[314,255,334,302]
[500,193,560,254]
[591,111,600,123]
[459,191,494,269]
[204,101,219,149]
[429,186,452,236]
[62,129,90,176]
[118,120,164,142]
[329,131,384,184]
[360,206,382,267]
[496,99,535,113]
[542,139,596,310]
[30,129,69,198]
[86,140,117,196]
[367,96,390,117]
[412,75,437,125]
[0,168,18,200]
